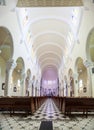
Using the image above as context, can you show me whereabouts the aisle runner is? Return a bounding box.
[39,121,53,130]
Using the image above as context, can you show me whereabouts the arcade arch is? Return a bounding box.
[12,57,25,96]
[0,27,13,96]
[75,57,88,97]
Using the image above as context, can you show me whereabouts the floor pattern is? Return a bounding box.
[0,98,94,130]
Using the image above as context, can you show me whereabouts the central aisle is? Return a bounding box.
[31,98,64,120]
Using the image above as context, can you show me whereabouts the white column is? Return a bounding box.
[0,68,2,96]
[21,72,25,96]
[83,60,93,97]
[73,73,78,97]
[88,65,94,97]
[91,69,94,97]
[4,59,16,96]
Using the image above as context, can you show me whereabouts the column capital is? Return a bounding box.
[83,60,94,68]
[6,59,16,71]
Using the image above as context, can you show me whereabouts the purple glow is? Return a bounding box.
[41,68,58,96]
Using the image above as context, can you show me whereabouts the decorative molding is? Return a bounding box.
[17,0,83,7]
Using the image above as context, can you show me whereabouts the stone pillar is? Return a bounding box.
[87,67,92,97]
[91,67,94,97]
[4,59,16,96]
[73,73,78,97]
[20,72,25,96]
[83,60,93,97]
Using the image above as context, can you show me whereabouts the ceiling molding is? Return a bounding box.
[38,52,61,63]
[17,0,83,7]
[36,45,63,57]
[34,42,66,55]
[42,65,58,74]
[39,57,60,67]
[41,63,58,72]
[37,51,62,61]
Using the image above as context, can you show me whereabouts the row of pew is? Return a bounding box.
[0,96,47,116]
[0,96,94,117]
[52,96,94,117]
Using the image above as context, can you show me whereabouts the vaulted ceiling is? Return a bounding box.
[21,7,82,73]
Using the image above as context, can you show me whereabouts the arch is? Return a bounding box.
[37,51,62,61]
[41,63,58,73]
[24,16,73,37]
[75,57,88,75]
[34,41,67,55]
[75,57,88,96]
[26,69,31,77]
[0,26,13,96]
[0,26,13,60]
[68,68,73,76]
[16,57,25,72]
[40,58,60,68]
[86,27,94,62]
[33,32,67,52]
[42,65,58,74]
[12,57,25,95]
[39,57,60,64]
[36,44,63,57]
[38,54,61,63]
[33,31,67,46]
[31,17,71,28]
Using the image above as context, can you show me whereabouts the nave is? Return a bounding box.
[0,98,94,130]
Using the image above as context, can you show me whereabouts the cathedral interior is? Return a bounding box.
[0,0,94,130]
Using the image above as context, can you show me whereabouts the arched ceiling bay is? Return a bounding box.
[33,32,67,51]
[41,63,58,73]
[38,53,61,64]
[36,44,63,60]
[40,57,60,67]
[31,19,70,36]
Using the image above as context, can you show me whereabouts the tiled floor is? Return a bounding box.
[0,98,94,130]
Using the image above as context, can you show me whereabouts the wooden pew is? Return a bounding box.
[0,97,13,115]
[11,97,32,115]
[62,97,94,117]
[51,96,63,111]
[0,96,46,116]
